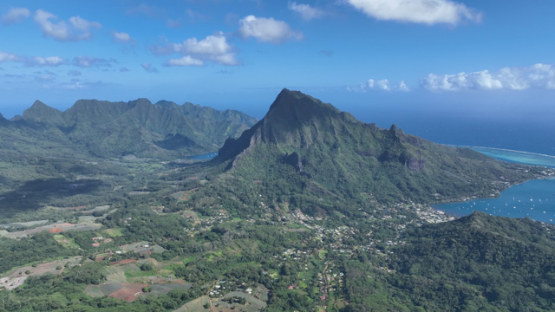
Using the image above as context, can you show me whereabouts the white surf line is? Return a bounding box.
[471,146,555,159]
[451,145,555,159]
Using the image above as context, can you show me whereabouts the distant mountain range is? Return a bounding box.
[0,98,257,159]
[213,89,541,206]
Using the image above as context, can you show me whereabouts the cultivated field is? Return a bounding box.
[0,221,101,239]
[0,256,81,290]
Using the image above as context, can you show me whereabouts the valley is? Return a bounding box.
[0,90,554,311]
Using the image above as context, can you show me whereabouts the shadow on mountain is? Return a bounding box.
[0,178,106,217]
[154,134,198,150]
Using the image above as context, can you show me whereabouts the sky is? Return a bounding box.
[0,0,554,153]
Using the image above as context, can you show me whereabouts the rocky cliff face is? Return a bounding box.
[213,89,536,204]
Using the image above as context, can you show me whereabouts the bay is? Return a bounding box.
[433,147,555,223]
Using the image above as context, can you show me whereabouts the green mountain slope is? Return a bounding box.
[214,89,540,208]
[2,98,257,159]
[345,212,555,311]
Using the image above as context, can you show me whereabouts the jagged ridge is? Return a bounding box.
[214,89,538,204]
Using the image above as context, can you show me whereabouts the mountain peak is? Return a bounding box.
[22,100,63,124]
[268,89,335,114]
[27,100,57,112]
[216,89,358,163]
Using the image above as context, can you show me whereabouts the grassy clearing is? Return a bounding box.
[53,234,80,249]
[104,228,123,237]
[319,250,327,260]
[124,268,156,279]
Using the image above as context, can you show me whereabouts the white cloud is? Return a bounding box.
[0,51,20,63]
[238,15,303,43]
[1,7,30,25]
[352,77,411,92]
[346,0,481,25]
[423,64,555,91]
[34,9,101,41]
[72,56,115,68]
[151,32,239,66]
[376,79,390,90]
[112,31,135,45]
[32,56,64,66]
[288,2,324,20]
[1,52,66,66]
[398,80,410,92]
[167,56,204,67]
[365,78,390,90]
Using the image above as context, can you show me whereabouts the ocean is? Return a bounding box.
[433,147,555,223]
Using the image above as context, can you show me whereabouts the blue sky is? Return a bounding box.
[0,0,554,131]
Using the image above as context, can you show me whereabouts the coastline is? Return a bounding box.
[426,146,555,224]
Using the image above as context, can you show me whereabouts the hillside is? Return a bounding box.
[345,212,555,311]
[0,90,554,312]
[1,98,257,160]
[213,89,542,210]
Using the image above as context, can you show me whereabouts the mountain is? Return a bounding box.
[22,101,65,126]
[2,98,257,159]
[214,89,541,207]
[344,212,555,311]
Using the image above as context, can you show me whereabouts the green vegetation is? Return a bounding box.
[343,212,555,312]
[0,90,554,311]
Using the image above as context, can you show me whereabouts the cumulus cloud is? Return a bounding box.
[151,32,239,66]
[346,0,481,25]
[238,15,303,44]
[31,56,64,66]
[141,63,158,73]
[0,51,20,63]
[72,56,116,68]
[398,80,410,92]
[0,52,67,67]
[1,7,30,25]
[34,9,101,41]
[366,78,390,90]
[167,56,204,67]
[422,64,555,91]
[288,2,325,20]
[111,31,135,45]
[351,78,410,92]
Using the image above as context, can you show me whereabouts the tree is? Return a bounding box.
[140,262,154,271]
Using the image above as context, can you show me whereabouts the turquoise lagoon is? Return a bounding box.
[433,147,555,223]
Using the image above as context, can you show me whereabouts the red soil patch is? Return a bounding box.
[110,259,138,266]
[49,228,64,233]
[92,243,101,247]
[109,283,147,301]
[104,238,112,243]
